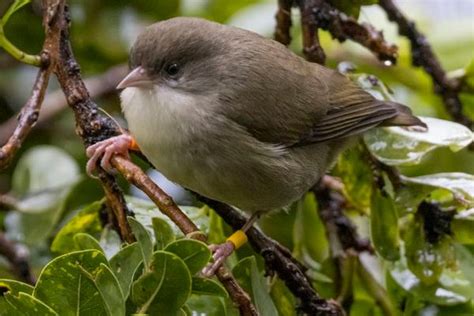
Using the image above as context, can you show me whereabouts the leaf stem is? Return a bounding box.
[0,26,41,66]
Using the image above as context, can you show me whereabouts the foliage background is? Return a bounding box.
[0,0,473,315]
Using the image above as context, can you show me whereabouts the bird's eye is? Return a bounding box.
[165,63,180,77]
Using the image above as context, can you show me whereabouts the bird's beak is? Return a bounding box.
[116,66,152,89]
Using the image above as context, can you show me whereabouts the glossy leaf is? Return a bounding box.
[110,242,143,299]
[74,233,104,252]
[2,292,58,316]
[0,279,35,312]
[152,217,175,250]
[401,173,474,205]
[165,239,212,275]
[370,187,400,261]
[333,144,373,212]
[131,251,192,315]
[364,117,473,166]
[99,227,122,259]
[34,250,118,316]
[128,216,153,269]
[233,256,278,315]
[6,146,81,245]
[191,277,228,297]
[50,201,103,254]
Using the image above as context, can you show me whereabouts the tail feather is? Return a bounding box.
[381,101,427,129]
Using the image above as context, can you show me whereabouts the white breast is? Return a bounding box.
[120,86,206,180]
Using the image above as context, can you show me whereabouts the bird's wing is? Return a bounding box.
[215,33,423,147]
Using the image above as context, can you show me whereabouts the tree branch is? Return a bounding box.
[379,0,473,131]
[198,195,343,315]
[0,64,127,145]
[0,232,36,285]
[274,0,293,46]
[297,0,398,65]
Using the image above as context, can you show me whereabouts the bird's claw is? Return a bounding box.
[202,241,235,277]
[86,134,133,177]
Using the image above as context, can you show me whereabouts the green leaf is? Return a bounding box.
[404,219,444,285]
[270,278,296,316]
[128,216,153,269]
[152,217,175,250]
[401,173,474,206]
[0,279,35,312]
[233,256,278,315]
[1,0,31,26]
[6,146,81,245]
[389,258,473,305]
[370,186,400,261]
[110,242,143,299]
[185,295,235,316]
[131,251,192,315]
[191,278,228,297]
[165,239,211,275]
[452,209,474,244]
[79,263,125,316]
[33,250,114,316]
[293,193,328,263]
[2,292,58,316]
[74,233,104,252]
[364,117,473,166]
[50,201,103,254]
[99,227,122,259]
[333,144,373,212]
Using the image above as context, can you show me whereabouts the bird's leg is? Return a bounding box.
[85,133,139,176]
[202,211,263,277]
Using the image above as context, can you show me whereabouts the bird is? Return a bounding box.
[86,17,426,276]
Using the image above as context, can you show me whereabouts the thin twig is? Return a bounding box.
[198,196,343,315]
[0,53,51,170]
[298,0,326,64]
[379,0,472,131]
[274,0,293,45]
[0,232,36,285]
[0,64,127,145]
[297,0,398,65]
[46,1,135,243]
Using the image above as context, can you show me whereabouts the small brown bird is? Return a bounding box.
[86,17,425,275]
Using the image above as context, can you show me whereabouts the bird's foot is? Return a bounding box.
[86,134,134,176]
[202,241,235,277]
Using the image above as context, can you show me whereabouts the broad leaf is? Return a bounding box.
[128,216,153,269]
[131,251,192,315]
[34,250,116,316]
[7,146,81,245]
[165,239,211,275]
[370,186,400,261]
[50,201,103,254]
[74,233,104,252]
[152,217,175,250]
[401,173,474,206]
[110,242,143,299]
[191,278,228,297]
[233,256,278,315]
[2,292,57,316]
[364,117,473,166]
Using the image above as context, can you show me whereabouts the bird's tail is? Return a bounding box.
[381,101,427,130]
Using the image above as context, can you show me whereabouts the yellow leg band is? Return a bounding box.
[226,230,248,249]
